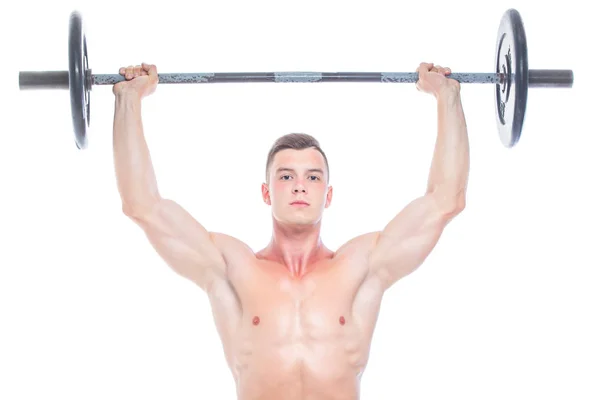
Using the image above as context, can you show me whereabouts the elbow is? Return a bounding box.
[438,201,464,221]
[122,203,144,222]
[121,197,162,220]
[451,197,466,217]
[122,203,138,219]
[429,188,466,219]
[447,193,466,218]
[451,189,467,214]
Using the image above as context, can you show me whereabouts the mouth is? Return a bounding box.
[290,201,309,207]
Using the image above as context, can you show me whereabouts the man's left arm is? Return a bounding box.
[368,81,470,290]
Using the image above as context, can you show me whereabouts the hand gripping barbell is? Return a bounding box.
[19,9,573,150]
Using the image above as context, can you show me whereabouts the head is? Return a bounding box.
[262,133,333,227]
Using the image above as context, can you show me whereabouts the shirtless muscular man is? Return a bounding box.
[112,61,469,400]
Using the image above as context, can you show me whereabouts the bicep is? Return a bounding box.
[127,198,227,290]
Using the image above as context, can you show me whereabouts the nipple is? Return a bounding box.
[339,316,346,326]
[253,316,260,326]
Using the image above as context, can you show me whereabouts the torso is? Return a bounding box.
[207,233,385,400]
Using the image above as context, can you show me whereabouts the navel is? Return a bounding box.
[252,316,260,326]
[339,316,346,326]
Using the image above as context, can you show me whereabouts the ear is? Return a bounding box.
[325,185,333,208]
[261,182,271,205]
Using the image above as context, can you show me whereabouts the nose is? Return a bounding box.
[293,181,307,193]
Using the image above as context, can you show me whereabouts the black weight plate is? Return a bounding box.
[495,9,528,148]
[84,36,91,132]
[68,11,88,149]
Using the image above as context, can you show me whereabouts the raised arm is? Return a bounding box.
[368,63,470,289]
[112,63,227,291]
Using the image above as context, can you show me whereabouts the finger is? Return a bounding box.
[143,63,157,75]
[416,62,431,72]
[417,62,433,77]
[140,63,150,76]
[119,67,126,75]
[143,63,158,80]
[418,62,433,71]
[126,65,135,79]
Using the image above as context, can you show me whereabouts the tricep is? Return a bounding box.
[125,198,228,291]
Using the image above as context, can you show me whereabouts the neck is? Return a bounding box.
[261,219,331,278]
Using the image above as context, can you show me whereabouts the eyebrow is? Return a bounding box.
[276,167,324,174]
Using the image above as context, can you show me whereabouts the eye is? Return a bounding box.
[308,175,320,181]
[280,175,292,180]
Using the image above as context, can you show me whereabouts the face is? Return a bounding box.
[262,148,332,227]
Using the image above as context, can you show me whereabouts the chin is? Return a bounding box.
[292,214,322,226]
[274,214,320,227]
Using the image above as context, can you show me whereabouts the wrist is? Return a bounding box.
[436,83,461,102]
[115,89,142,103]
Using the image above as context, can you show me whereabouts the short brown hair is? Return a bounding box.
[265,133,329,183]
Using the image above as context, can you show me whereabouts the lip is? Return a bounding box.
[290,201,309,206]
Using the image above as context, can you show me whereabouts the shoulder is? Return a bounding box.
[209,232,257,261]
[326,232,382,287]
[334,231,380,259]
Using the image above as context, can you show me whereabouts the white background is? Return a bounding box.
[1,0,598,399]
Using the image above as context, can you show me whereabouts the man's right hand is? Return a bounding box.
[415,62,460,99]
[112,63,159,98]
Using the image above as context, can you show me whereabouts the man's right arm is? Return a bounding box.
[112,90,226,291]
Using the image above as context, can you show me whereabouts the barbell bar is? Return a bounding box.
[18,9,574,150]
[20,70,574,87]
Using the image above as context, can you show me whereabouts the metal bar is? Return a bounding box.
[92,72,504,85]
[18,69,575,88]
[528,69,574,88]
[19,71,70,90]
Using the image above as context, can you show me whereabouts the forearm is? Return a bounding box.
[113,92,160,215]
[426,86,470,206]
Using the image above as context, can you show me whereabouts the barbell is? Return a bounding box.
[19,9,573,150]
